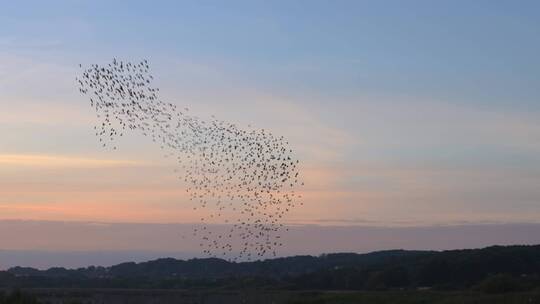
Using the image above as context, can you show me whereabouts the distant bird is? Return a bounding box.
[77,59,303,261]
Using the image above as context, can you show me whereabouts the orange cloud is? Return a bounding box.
[0,154,143,168]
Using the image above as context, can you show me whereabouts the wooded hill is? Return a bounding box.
[2,245,540,292]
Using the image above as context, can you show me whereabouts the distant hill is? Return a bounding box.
[2,245,540,291]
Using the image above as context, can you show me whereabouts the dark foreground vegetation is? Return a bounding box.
[2,245,540,302]
[0,290,39,304]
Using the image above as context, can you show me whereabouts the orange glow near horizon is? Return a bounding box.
[0,153,347,224]
[0,154,143,168]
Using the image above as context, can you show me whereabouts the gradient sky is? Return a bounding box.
[2,0,540,229]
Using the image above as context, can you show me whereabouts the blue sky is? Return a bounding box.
[1,0,540,228]
[3,0,539,105]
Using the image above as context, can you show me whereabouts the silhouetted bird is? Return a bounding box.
[77,59,303,261]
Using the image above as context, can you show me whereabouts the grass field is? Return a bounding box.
[289,291,540,304]
[4,289,540,304]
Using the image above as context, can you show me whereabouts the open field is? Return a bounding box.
[4,289,540,304]
[289,290,540,304]
[5,288,290,304]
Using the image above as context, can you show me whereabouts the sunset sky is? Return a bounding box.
[1,0,540,243]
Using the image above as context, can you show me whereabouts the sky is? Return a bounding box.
[1,1,540,262]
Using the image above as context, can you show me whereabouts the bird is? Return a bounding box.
[77,59,304,261]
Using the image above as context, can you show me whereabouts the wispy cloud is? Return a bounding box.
[0,36,62,49]
[0,154,143,168]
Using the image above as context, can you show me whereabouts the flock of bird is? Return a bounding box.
[76,59,303,261]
